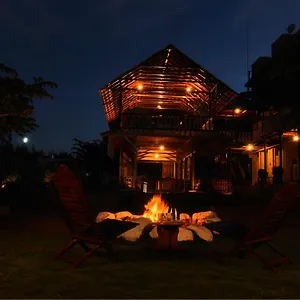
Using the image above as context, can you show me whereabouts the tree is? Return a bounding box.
[72,138,113,188]
[0,63,57,143]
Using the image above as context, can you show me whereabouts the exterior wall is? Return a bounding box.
[162,162,175,178]
[282,140,298,182]
[107,135,117,160]
[251,140,299,184]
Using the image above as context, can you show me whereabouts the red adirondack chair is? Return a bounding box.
[206,182,300,272]
[53,165,138,270]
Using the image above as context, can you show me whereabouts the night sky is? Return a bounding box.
[1,0,299,152]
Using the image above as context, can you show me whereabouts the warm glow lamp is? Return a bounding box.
[246,143,254,151]
[293,135,299,142]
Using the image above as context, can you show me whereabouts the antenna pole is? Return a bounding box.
[246,20,251,93]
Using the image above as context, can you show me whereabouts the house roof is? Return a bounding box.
[99,44,238,125]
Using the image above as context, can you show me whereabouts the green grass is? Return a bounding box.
[1,213,300,298]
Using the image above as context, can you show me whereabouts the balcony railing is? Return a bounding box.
[121,113,211,131]
[252,111,293,141]
[219,130,252,144]
[120,113,252,144]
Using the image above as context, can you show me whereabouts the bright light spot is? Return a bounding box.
[246,144,254,151]
[293,135,299,142]
[186,87,192,92]
[137,84,143,91]
[22,137,29,144]
[158,101,163,104]
[159,145,164,150]
[155,153,159,159]
[234,108,241,114]
[157,105,162,109]
[179,121,183,125]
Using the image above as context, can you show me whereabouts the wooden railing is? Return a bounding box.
[121,113,211,131]
[219,131,252,144]
[252,111,293,141]
[120,113,252,143]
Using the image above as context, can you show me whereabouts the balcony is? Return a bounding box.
[121,113,210,131]
[252,111,293,141]
[120,113,252,144]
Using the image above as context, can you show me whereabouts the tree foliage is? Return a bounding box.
[0,63,57,142]
[72,138,113,188]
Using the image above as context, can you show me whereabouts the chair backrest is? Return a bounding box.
[246,182,300,241]
[54,165,94,235]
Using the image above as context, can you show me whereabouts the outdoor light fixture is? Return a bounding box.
[293,135,299,142]
[22,137,29,144]
[246,143,254,151]
[234,108,241,114]
[159,145,164,150]
[137,84,143,91]
[186,87,192,92]
[157,105,162,109]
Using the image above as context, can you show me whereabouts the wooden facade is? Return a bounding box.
[99,44,254,192]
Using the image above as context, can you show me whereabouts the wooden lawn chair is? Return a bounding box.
[53,165,138,270]
[205,182,300,272]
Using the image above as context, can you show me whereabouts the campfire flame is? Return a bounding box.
[143,194,169,222]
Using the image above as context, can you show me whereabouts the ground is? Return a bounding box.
[1,191,300,298]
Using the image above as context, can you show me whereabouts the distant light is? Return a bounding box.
[137,84,143,91]
[293,135,299,142]
[157,105,162,109]
[158,101,163,104]
[159,145,164,150]
[186,87,192,92]
[155,153,159,159]
[234,108,241,114]
[22,137,29,144]
[246,144,254,151]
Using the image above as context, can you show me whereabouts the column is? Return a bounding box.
[118,148,123,183]
[132,151,137,188]
[190,152,195,190]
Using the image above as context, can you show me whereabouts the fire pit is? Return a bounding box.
[95,194,221,248]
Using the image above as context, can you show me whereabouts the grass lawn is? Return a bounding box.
[1,206,300,299]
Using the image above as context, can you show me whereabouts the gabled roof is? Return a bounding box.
[99,44,238,125]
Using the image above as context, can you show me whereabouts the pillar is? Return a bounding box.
[118,148,123,183]
[132,151,137,188]
[190,151,195,190]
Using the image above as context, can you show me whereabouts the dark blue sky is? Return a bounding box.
[1,0,299,151]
